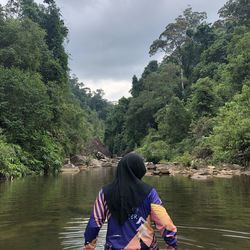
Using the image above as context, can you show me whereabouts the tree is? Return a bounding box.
[141,60,158,79]
[155,97,191,144]
[104,97,130,154]
[149,7,207,95]
[208,83,250,165]
[5,0,68,77]
[39,0,68,71]
[181,24,215,81]
[130,75,141,98]
[0,18,48,71]
[0,67,52,145]
[0,132,29,179]
[188,77,219,118]
[219,0,250,26]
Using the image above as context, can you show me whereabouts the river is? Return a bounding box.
[0,167,250,249]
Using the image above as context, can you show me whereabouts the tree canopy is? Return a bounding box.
[105,0,250,166]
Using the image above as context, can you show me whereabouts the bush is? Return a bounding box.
[207,84,250,165]
[136,140,172,163]
[173,152,192,167]
[30,132,64,175]
[0,136,29,179]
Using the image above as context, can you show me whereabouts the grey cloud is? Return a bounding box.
[0,0,228,98]
[58,0,228,82]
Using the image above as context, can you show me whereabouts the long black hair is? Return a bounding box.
[103,153,152,224]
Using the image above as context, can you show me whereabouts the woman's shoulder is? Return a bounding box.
[147,187,162,205]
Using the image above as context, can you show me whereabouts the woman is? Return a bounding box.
[84,153,177,249]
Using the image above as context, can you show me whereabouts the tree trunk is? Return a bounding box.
[180,67,185,96]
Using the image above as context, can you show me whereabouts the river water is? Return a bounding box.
[0,167,250,250]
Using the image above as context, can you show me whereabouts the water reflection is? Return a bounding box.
[0,168,250,249]
[59,218,107,250]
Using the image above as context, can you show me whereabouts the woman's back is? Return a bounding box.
[84,153,177,250]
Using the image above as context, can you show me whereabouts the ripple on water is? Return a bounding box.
[177,225,250,249]
[59,218,107,250]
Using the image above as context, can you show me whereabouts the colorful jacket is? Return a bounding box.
[84,188,177,250]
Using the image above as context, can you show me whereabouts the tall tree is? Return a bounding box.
[130,75,140,98]
[155,97,191,144]
[219,0,250,26]
[149,7,207,95]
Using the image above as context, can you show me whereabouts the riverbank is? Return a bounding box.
[61,153,250,180]
[145,162,250,180]
[61,153,119,173]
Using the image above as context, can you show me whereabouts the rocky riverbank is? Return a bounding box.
[145,162,250,180]
[61,152,119,173]
[61,153,250,179]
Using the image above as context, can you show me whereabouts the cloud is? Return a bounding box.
[84,78,131,102]
[0,0,228,100]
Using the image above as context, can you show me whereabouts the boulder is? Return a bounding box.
[153,170,161,175]
[102,162,113,168]
[159,169,170,175]
[95,151,106,160]
[89,159,103,168]
[78,165,88,171]
[241,171,250,176]
[146,162,156,170]
[190,173,209,180]
[70,155,87,166]
[83,138,112,157]
[61,163,80,174]
[214,174,233,179]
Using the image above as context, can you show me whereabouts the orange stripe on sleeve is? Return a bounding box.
[151,204,177,235]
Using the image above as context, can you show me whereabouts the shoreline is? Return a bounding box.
[145,162,250,180]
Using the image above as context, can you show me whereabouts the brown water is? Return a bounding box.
[0,168,250,250]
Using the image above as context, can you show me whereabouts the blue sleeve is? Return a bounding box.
[84,190,107,247]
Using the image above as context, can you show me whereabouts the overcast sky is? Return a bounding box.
[0,0,228,101]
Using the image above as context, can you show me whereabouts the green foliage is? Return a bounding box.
[156,97,191,144]
[0,1,109,179]
[207,84,250,165]
[30,132,63,175]
[130,75,141,98]
[219,0,250,26]
[105,1,250,168]
[188,77,219,118]
[136,130,172,163]
[0,134,29,179]
[149,7,207,57]
[104,97,130,154]
[0,67,51,144]
[0,18,47,71]
[173,152,192,167]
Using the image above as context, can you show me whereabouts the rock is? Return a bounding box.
[102,162,113,168]
[89,159,102,168]
[63,163,75,168]
[61,163,80,174]
[159,169,170,175]
[191,159,208,169]
[153,170,161,175]
[214,174,233,179]
[190,173,209,180]
[208,165,216,170]
[95,151,106,160]
[233,169,241,175]
[64,158,70,165]
[146,162,156,170]
[241,171,250,176]
[70,155,87,166]
[83,138,112,157]
[78,165,88,171]
[231,164,244,170]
